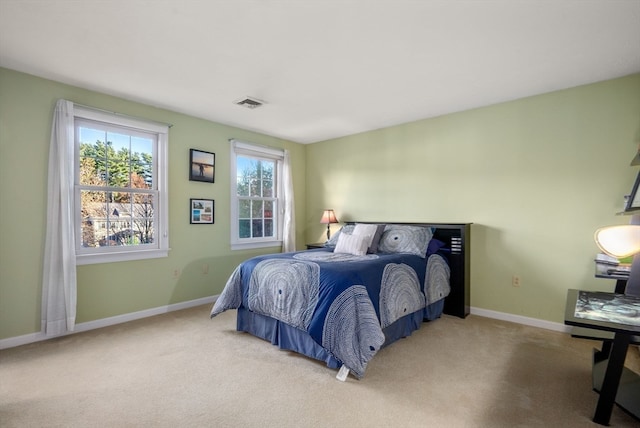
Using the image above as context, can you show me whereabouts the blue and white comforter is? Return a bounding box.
[211,250,449,378]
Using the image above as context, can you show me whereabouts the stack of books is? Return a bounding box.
[595,253,631,278]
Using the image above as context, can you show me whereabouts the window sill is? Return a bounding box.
[231,241,282,251]
[76,248,170,265]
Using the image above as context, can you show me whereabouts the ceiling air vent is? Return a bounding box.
[234,96,265,109]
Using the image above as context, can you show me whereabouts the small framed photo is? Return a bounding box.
[189,149,215,183]
[190,199,214,224]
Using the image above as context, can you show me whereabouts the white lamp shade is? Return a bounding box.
[594,225,640,258]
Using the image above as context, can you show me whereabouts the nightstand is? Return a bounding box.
[306,243,325,249]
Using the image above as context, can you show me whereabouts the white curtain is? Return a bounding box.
[282,149,296,252]
[42,99,77,335]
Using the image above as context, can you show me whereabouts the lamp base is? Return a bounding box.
[326,224,331,241]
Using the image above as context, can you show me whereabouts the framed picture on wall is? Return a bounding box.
[189,149,215,183]
[190,199,214,224]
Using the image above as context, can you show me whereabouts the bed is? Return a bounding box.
[210,222,471,379]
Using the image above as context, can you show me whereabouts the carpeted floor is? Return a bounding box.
[1,305,639,427]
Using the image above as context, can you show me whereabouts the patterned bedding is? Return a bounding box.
[210,248,450,378]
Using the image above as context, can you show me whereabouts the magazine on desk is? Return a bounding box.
[575,291,640,326]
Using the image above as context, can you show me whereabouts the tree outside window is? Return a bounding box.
[237,156,276,239]
[230,140,284,250]
[73,110,168,264]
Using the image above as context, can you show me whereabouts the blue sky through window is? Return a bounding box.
[79,127,152,156]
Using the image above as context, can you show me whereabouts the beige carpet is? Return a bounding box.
[1,305,639,428]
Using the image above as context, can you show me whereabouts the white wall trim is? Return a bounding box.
[0,295,217,350]
[470,306,571,333]
[2,300,570,350]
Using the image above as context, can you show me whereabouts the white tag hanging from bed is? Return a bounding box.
[336,365,350,382]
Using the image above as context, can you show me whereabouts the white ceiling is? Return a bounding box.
[1,1,639,144]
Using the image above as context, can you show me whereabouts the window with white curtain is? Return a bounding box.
[74,107,169,264]
[230,140,285,250]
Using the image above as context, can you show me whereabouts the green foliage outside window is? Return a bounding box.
[237,156,276,239]
[78,136,155,247]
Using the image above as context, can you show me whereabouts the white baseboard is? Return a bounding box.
[1,300,570,350]
[0,295,217,350]
[470,306,571,333]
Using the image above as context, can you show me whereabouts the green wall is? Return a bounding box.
[306,74,640,323]
[1,68,639,342]
[0,68,306,340]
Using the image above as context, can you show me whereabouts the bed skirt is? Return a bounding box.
[236,298,445,371]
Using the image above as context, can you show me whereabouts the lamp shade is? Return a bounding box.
[594,225,640,258]
[320,209,339,224]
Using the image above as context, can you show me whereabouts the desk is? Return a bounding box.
[572,264,632,351]
[564,289,640,425]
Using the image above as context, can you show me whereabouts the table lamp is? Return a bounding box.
[320,209,339,240]
[594,225,640,258]
[594,224,640,296]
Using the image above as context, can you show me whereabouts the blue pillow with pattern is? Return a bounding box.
[378,225,433,258]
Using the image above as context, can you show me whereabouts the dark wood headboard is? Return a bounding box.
[347,222,471,318]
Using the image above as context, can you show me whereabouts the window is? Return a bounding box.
[230,140,285,250]
[74,107,169,264]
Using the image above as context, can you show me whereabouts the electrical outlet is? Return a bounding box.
[172,269,180,279]
[512,275,521,287]
[202,264,209,274]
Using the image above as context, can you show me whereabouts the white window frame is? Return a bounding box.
[230,139,284,250]
[74,106,170,265]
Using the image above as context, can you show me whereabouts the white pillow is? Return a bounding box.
[334,233,369,256]
[352,224,377,245]
[325,224,354,247]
